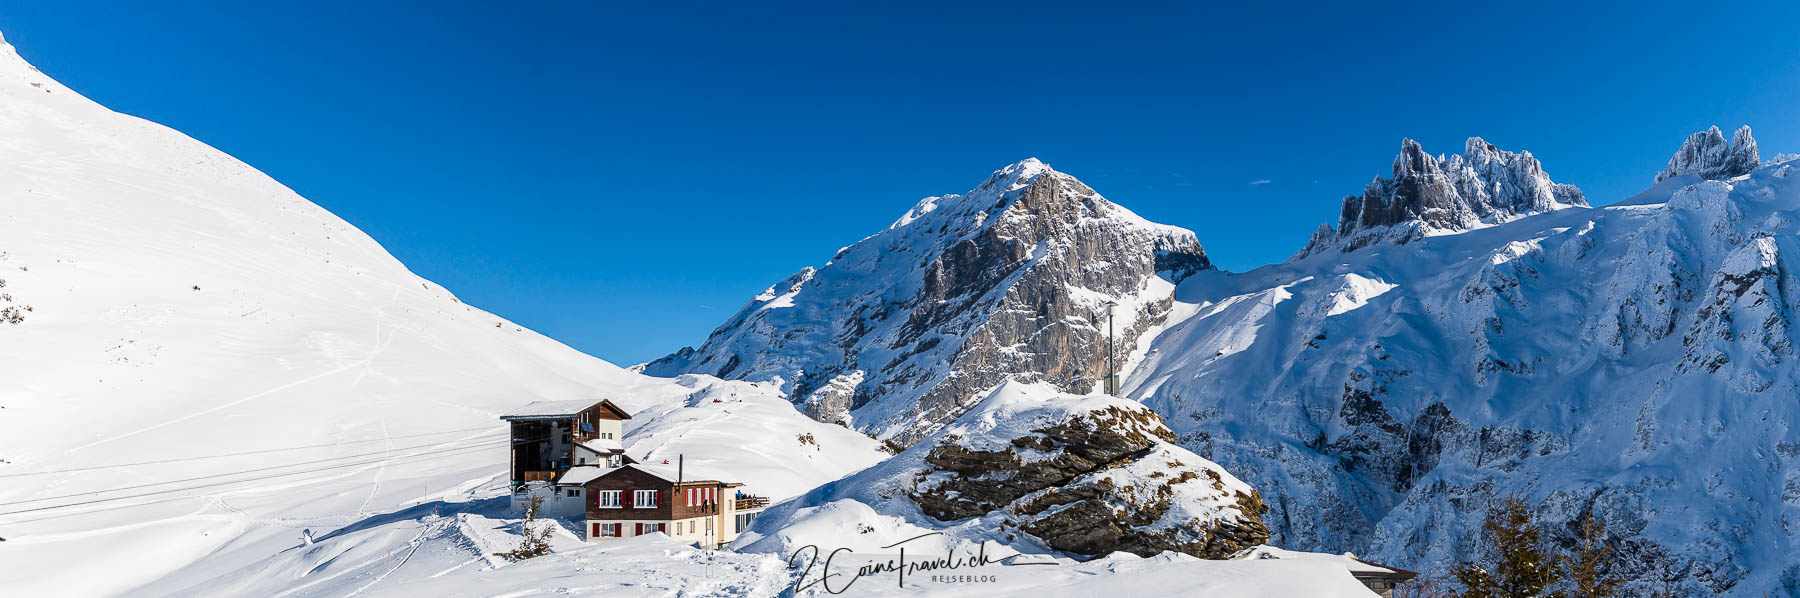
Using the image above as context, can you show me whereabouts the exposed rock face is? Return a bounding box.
[1133,140,1800,596]
[1656,125,1760,183]
[736,383,1271,561]
[911,402,1270,559]
[642,159,1212,444]
[1298,137,1585,258]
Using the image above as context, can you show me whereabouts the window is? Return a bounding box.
[689,521,696,533]
[736,512,756,533]
[597,490,621,508]
[607,455,621,467]
[594,523,620,538]
[635,489,658,507]
[566,489,580,498]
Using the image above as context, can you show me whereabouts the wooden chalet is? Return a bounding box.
[557,461,769,550]
[500,398,633,487]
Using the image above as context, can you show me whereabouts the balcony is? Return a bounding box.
[735,495,770,510]
[521,471,558,483]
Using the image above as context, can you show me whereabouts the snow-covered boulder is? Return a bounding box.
[736,381,1270,560]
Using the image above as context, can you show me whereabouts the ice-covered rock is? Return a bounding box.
[1655,125,1760,183]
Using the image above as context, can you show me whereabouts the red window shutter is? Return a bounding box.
[623,489,633,508]
[659,489,666,507]
[635,523,643,536]
[591,523,599,538]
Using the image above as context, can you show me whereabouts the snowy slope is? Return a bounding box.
[0,31,882,597]
[1127,134,1800,596]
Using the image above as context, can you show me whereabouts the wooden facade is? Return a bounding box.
[501,399,631,487]
[575,464,761,549]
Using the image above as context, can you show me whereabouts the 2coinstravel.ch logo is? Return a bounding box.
[786,531,1055,594]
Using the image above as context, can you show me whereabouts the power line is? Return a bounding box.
[0,441,505,518]
[0,426,502,478]
[0,434,504,507]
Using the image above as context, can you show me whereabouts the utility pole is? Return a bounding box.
[1104,300,1118,395]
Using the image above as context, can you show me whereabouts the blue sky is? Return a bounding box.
[4,2,1797,365]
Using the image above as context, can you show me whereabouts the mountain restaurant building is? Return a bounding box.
[562,463,769,549]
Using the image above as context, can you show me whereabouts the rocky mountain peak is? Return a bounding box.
[1296,136,1585,259]
[646,160,1213,444]
[1656,125,1759,183]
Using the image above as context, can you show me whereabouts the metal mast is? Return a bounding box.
[1104,300,1118,395]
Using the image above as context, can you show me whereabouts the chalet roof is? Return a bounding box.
[1347,557,1418,580]
[555,465,618,486]
[577,438,625,453]
[499,398,633,421]
[567,463,731,487]
[1238,546,1418,580]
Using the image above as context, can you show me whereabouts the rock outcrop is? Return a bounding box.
[737,383,1271,561]
[642,159,1212,444]
[912,400,1270,558]
[1655,125,1759,183]
[1297,137,1585,258]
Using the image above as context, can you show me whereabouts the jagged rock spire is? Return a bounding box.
[1656,125,1759,183]
[1296,137,1584,259]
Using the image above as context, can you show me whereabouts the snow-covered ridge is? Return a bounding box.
[1297,136,1587,258]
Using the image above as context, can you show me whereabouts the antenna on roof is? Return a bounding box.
[677,454,684,488]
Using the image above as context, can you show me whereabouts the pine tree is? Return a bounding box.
[496,495,553,561]
[1565,515,1623,597]
[1451,496,1562,598]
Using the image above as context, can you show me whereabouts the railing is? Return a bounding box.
[735,496,770,510]
[522,471,558,482]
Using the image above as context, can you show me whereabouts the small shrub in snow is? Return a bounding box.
[494,495,552,561]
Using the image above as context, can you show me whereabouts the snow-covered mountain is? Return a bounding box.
[666,132,1800,595]
[641,159,1212,444]
[1129,131,1799,596]
[0,31,885,597]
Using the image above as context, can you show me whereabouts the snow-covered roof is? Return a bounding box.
[555,465,619,486]
[1239,546,1416,579]
[501,400,594,419]
[500,398,632,420]
[577,438,624,453]
[629,464,682,483]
